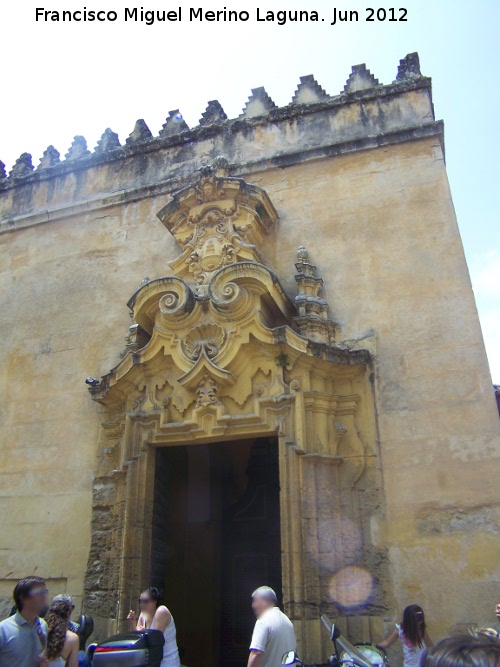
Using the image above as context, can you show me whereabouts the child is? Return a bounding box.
[378,604,434,667]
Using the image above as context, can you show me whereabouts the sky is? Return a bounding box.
[1,0,498,381]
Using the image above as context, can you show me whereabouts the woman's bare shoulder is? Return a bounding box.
[155,605,172,617]
[66,630,79,646]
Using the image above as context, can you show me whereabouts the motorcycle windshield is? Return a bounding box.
[320,616,373,667]
[336,637,373,667]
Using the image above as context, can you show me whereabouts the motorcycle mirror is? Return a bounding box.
[282,650,299,665]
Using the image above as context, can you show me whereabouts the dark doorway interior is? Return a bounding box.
[151,437,282,667]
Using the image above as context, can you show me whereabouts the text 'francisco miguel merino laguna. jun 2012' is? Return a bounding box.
[34,6,409,26]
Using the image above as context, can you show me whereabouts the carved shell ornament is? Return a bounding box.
[183,323,227,361]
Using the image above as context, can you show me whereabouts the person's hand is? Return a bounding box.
[127,610,136,622]
[37,657,49,667]
[495,603,500,620]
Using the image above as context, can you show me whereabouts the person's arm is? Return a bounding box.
[136,613,147,631]
[66,632,79,667]
[423,630,434,648]
[127,610,137,631]
[248,618,268,667]
[152,606,172,633]
[378,628,399,649]
[247,649,264,667]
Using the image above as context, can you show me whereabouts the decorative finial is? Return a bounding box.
[199,100,228,126]
[241,87,276,119]
[343,64,380,93]
[95,128,121,153]
[126,119,153,146]
[292,75,329,105]
[293,246,337,344]
[396,52,422,81]
[159,110,189,138]
[297,246,309,263]
[9,153,34,178]
[38,146,60,170]
[65,136,90,161]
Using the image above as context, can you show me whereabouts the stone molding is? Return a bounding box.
[1,53,433,201]
[83,163,381,648]
[0,121,443,235]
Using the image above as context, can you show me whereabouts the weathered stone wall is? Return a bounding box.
[0,53,498,649]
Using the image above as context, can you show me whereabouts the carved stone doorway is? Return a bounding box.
[84,159,383,660]
[150,437,281,667]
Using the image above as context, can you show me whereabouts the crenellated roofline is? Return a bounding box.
[0,53,435,188]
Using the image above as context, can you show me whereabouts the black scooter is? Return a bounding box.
[282,615,389,667]
[87,629,165,666]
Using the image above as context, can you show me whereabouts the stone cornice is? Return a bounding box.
[0,121,443,235]
[0,52,442,234]
[2,75,434,190]
[0,74,433,194]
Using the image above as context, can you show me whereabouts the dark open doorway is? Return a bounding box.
[151,437,282,667]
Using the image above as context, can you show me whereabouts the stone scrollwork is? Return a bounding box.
[158,277,195,316]
[93,161,370,424]
[131,394,145,411]
[184,212,238,286]
[208,277,245,312]
[156,157,279,290]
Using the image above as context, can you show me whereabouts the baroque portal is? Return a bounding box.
[84,157,385,662]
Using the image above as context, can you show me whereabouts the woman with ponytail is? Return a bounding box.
[45,595,79,667]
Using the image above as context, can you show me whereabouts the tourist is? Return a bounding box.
[247,586,296,667]
[496,603,500,632]
[127,587,180,667]
[377,603,434,667]
[420,633,500,666]
[45,595,79,667]
[0,576,49,667]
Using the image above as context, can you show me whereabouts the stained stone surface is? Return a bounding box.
[0,53,498,657]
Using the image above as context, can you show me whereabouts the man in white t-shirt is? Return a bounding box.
[247,586,296,667]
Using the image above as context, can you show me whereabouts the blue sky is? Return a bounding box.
[1,0,498,380]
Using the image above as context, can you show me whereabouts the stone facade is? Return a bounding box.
[0,53,499,663]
